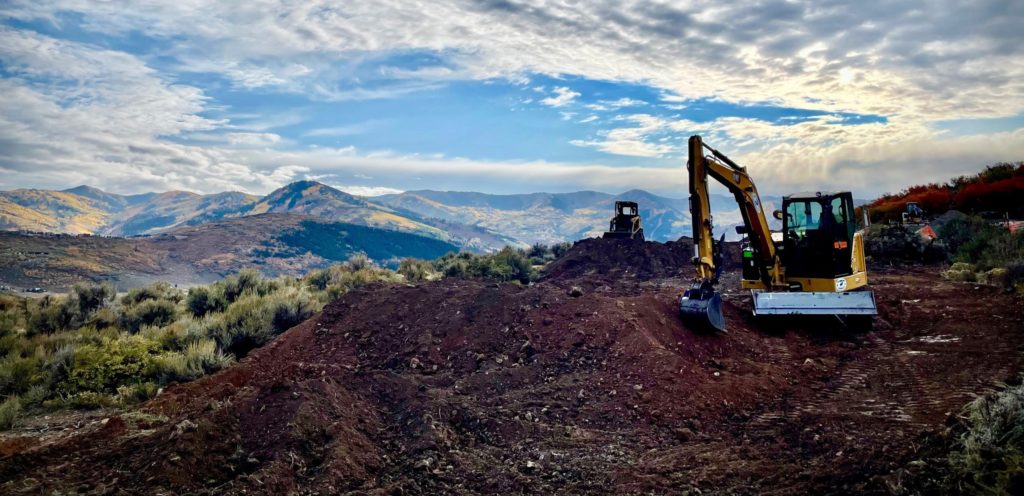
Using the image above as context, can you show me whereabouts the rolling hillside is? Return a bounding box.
[0,189,114,234]
[0,213,458,291]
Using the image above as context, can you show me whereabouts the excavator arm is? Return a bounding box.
[681,135,779,331]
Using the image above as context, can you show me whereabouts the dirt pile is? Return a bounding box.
[2,239,1023,494]
[542,237,741,285]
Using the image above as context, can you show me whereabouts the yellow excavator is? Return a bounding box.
[679,135,877,331]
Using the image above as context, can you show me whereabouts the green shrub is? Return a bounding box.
[184,339,233,376]
[222,269,277,303]
[26,296,78,335]
[941,217,1024,271]
[432,248,535,283]
[209,288,321,357]
[150,339,233,382]
[950,378,1024,494]
[434,252,471,278]
[939,216,992,255]
[149,352,190,383]
[398,258,438,282]
[305,268,332,291]
[121,299,177,333]
[70,283,114,316]
[116,382,159,405]
[61,391,118,410]
[0,395,21,430]
[0,311,19,339]
[0,353,44,396]
[480,247,534,282]
[345,253,373,271]
[88,307,119,330]
[59,336,158,395]
[20,384,49,407]
[48,343,77,385]
[185,286,227,316]
[121,282,177,306]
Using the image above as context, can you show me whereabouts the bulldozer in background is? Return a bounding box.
[678,135,877,332]
[603,201,645,241]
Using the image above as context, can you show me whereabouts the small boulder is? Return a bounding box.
[675,427,696,442]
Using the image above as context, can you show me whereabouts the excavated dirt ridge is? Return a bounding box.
[1,238,1022,494]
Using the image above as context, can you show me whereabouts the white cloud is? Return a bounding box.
[334,185,404,196]
[571,114,687,157]
[540,86,580,107]
[0,1,1023,198]
[6,0,1019,121]
[0,28,308,194]
[302,122,377,137]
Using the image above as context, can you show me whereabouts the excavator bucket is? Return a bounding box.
[751,290,877,316]
[680,288,725,332]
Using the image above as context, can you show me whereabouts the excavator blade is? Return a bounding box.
[679,291,725,332]
[751,290,877,316]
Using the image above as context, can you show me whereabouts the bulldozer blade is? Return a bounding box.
[752,290,877,316]
[680,291,725,332]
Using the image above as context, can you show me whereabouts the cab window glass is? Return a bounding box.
[831,197,846,224]
[786,200,823,232]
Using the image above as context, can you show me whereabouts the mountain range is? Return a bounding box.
[0,181,756,248]
[0,213,458,291]
[0,181,515,250]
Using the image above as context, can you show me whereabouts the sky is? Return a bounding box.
[1,1,1023,199]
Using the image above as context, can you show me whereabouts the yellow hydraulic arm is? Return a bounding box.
[687,135,780,287]
[682,135,780,331]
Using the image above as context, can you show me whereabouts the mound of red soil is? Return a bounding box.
[541,237,741,285]
[2,241,1022,495]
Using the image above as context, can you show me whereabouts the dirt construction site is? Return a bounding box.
[1,238,1022,494]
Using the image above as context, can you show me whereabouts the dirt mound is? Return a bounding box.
[542,237,741,285]
[2,245,1023,494]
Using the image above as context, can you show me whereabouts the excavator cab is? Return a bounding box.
[781,192,856,280]
[603,201,645,241]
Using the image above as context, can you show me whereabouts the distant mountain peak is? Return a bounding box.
[63,185,108,195]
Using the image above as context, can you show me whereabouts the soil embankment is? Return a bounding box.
[1,238,1021,494]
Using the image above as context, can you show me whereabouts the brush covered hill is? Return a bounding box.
[102,191,260,236]
[866,162,1024,222]
[0,213,458,291]
[0,181,516,251]
[372,189,747,245]
[0,188,127,234]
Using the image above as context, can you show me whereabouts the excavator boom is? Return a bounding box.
[680,135,776,332]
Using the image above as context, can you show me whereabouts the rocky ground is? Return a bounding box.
[1,238,1021,494]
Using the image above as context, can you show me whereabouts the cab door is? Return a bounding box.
[829,194,855,277]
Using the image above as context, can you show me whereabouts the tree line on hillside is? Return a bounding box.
[866,162,1024,223]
